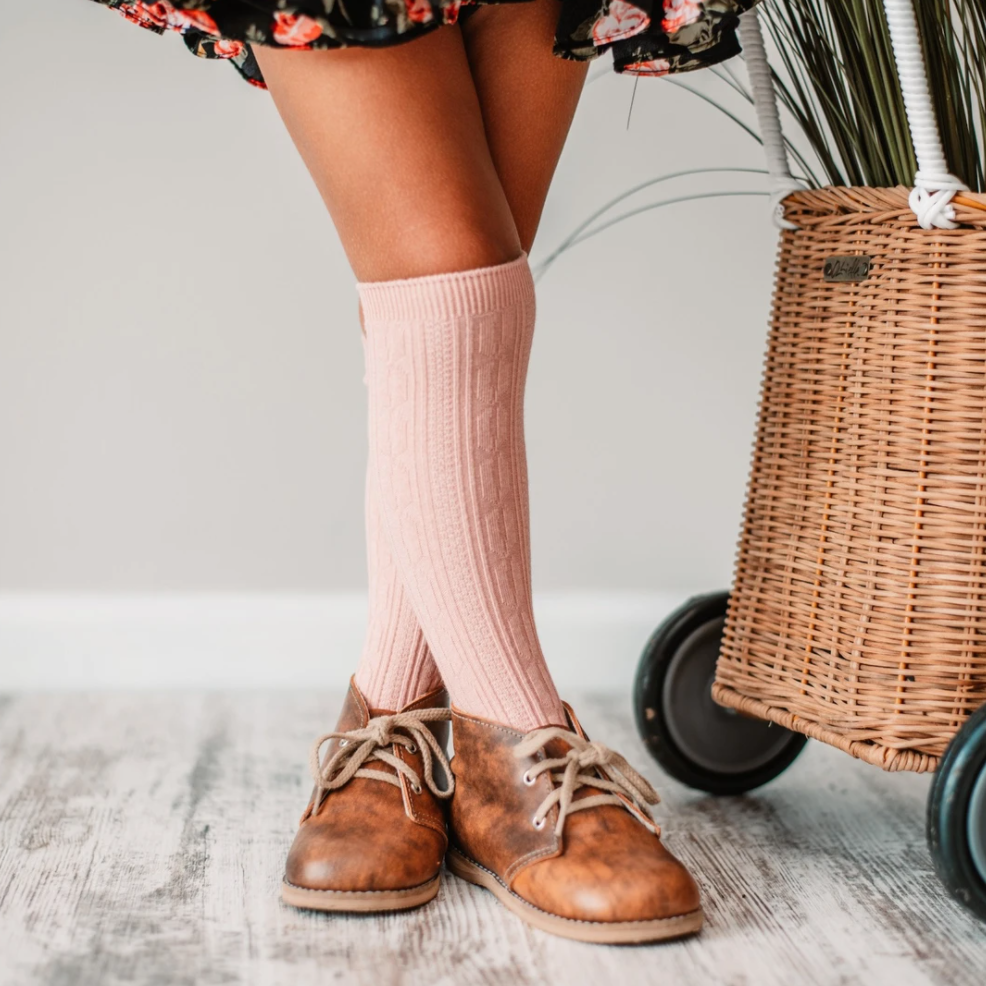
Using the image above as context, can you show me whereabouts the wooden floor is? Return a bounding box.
[0,692,983,986]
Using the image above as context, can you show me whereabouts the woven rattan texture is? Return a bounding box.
[714,186,986,772]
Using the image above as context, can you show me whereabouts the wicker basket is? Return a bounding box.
[712,7,986,772]
[712,186,986,772]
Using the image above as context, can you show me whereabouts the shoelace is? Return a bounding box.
[513,727,660,837]
[309,708,454,816]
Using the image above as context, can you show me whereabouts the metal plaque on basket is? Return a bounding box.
[823,255,872,282]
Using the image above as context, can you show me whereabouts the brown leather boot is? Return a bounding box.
[281,678,452,912]
[445,704,703,943]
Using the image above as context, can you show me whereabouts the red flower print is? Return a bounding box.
[213,38,245,58]
[442,2,460,25]
[661,0,702,35]
[405,0,434,24]
[119,2,167,29]
[168,8,221,36]
[624,58,672,75]
[272,12,324,46]
[118,2,219,36]
[592,0,650,47]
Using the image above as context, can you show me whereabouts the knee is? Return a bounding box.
[350,213,523,282]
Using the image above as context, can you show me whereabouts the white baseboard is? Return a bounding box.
[0,591,694,693]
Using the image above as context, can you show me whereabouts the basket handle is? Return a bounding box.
[741,0,968,230]
[737,10,805,230]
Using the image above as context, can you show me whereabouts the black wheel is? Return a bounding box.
[927,702,986,922]
[633,591,808,795]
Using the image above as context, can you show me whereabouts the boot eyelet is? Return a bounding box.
[338,739,348,747]
[522,771,536,786]
[532,816,546,830]
[411,782,422,795]
[407,743,418,755]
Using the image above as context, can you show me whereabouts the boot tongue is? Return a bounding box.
[541,702,588,762]
[543,737,575,760]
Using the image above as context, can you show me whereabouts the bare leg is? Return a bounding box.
[253,28,521,281]
[460,0,589,252]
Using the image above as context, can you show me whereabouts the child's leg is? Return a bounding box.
[253,14,583,729]
[253,26,521,282]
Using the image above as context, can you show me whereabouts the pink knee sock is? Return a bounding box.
[358,251,566,732]
[354,464,442,711]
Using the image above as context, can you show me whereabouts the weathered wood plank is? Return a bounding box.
[0,692,982,986]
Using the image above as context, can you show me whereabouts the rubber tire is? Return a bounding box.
[634,591,808,796]
[927,702,986,922]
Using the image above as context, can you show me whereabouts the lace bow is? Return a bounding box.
[309,708,454,815]
[513,727,660,837]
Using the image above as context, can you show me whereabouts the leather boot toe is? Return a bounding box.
[510,809,701,923]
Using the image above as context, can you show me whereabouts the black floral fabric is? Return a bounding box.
[90,0,763,89]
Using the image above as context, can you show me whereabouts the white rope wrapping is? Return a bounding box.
[739,10,805,230]
[882,0,967,229]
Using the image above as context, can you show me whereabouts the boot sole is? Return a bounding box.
[446,847,704,944]
[281,874,440,913]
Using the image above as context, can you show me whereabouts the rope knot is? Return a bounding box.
[365,716,396,748]
[307,707,453,816]
[911,171,968,230]
[769,177,808,231]
[572,740,612,770]
[513,726,661,838]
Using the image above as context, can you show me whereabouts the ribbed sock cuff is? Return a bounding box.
[356,251,534,322]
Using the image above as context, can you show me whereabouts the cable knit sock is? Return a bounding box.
[354,464,443,710]
[358,251,566,732]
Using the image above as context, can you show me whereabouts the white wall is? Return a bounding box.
[0,5,782,688]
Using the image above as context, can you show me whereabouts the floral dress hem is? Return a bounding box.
[91,0,762,89]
